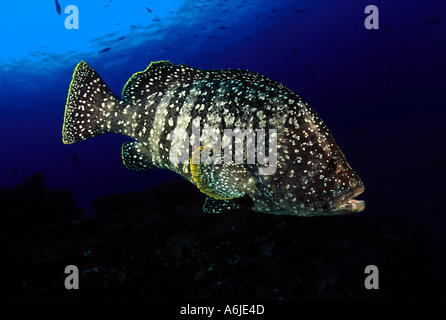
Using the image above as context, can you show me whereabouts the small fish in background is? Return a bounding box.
[55,0,61,15]
[72,153,78,164]
[293,8,305,14]
[145,7,152,13]
[304,65,316,76]
[62,61,365,216]
[98,47,111,53]
[427,17,440,27]
[116,36,126,42]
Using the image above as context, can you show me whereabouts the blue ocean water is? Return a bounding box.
[1,0,445,281]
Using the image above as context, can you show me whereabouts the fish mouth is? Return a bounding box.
[336,198,365,213]
[314,182,365,215]
[332,184,365,214]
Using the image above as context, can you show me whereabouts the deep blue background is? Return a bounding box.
[1,0,445,280]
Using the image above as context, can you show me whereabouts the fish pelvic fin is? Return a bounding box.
[203,197,240,214]
[62,61,118,144]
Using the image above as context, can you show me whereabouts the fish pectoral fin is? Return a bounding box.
[203,197,240,214]
[190,146,256,200]
[122,141,157,171]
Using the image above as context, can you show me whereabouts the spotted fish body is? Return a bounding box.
[63,61,364,216]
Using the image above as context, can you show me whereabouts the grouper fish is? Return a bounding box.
[62,61,365,216]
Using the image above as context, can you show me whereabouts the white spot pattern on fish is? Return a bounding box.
[62,61,364,216]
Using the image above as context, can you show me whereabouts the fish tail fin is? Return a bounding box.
[62,61,118,144]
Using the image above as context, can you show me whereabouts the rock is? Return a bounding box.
[0,173,84,231]
[0,178,441,299]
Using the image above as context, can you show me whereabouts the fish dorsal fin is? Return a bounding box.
[122,141,157,171]
[190,146,256,200]
[121,61,200,102]
[121,61,288,103]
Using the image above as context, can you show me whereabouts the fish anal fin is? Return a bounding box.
[122,141,157,171]
[190,146,255,200]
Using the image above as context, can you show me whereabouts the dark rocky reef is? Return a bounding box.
[0,173,83,230]
[0,174,441,299]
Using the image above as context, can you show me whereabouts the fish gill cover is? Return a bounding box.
[0,0,445,300]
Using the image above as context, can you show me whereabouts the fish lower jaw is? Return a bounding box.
[337,183,365,213]
[339,198,365,213]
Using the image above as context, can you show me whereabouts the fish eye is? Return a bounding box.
[328,157,342,173]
